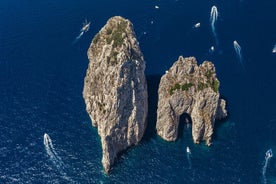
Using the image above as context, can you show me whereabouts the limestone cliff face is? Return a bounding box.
[83,16,148,173]
[156,56,227,146]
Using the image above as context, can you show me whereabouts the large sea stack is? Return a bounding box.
[83,16,148,173]
[156,56,227,146]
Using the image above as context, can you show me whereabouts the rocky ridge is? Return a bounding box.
[83,16,148,173]
[156,56,227,146]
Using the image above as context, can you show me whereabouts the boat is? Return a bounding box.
[81,19,90,32]
[193,22,201,28]
[186,147,191,154]
[265,149,273,159]
[272,43,276,53]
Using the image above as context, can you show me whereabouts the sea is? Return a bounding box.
[0,0,276,183]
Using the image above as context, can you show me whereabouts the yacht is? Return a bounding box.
[81,19,90,32]
[266,149,273,159]
[186,147,191,154]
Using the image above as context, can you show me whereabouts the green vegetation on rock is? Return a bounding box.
[170,83,181,95]
[106,20,128,48]
[181,83,193,91]
[105,20,128,66]
[197,82,209,91]
[170,82,193,95]
[212,79,219,93]
[168,69,219,95]
[205,70,213,79]
[197,79,219,93]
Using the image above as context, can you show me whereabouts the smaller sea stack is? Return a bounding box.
[156,56,227,146]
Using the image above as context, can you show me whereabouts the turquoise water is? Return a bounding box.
[1,0,276,183]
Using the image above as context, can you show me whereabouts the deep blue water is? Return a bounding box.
[1,0,276,183]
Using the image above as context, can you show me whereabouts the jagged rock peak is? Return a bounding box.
[156,56,227,146]
[83,16,148,173]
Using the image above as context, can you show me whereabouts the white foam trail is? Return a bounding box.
[43,133,74,182]
[186,147,192,169]
[72,31,84,44]
[262,157,269,184]
[76,31,84,40]
[43,133,64,170]
[210,6,219,46]
[262,149,273,184]
[262,156,272,184]
[233,40,245,69]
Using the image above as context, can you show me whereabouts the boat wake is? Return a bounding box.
[186,147,192,169]
[44,133,73,182]
[72,19,90,44]
[75,31,84,41]
[262,149,273,184]
[44,133,65,170]
[210,5,219,46]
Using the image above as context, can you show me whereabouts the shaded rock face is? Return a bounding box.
[83,16,148,173]
[156,56,227,146]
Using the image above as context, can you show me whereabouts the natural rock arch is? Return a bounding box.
[156,56,227,146]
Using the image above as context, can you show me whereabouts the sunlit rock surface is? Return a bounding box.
[83,16,148,173]
[156,56,227,146]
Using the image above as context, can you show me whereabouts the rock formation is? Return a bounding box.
[156,56,227,146]
[83,16,148,173]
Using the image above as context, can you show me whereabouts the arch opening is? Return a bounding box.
[177,113,192,139]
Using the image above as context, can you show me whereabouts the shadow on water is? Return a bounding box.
[212,117,229,141]
[142,74,161,141]
[212,96,229,141]
[141,75,193,141]
[108,75,162,175]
